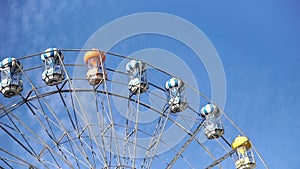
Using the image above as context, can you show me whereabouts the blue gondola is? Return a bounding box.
[40,48,64,86]
[200,103,224,139]
[0,57,23,97]
[165,77,187,113]
[126,60,148,94]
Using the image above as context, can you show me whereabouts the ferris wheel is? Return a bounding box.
[0,48,268,169]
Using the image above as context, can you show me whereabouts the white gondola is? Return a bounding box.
[232,136,256,169]
[0,57,23,98]
[165,77,187,113]
[84,49,107,86]
[126,60,148,94]
[200,103,224,139]
[41,48,64,86]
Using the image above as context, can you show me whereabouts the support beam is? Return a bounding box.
[205,149,236,169]
[166,120,204,169]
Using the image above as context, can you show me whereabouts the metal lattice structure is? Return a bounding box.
[0,49,268,169]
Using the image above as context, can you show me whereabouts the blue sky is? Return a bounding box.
[0,0,300,168]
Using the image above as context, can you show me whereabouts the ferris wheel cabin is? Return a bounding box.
[165,77,187,113]
[0,57,23,98]
[40,48,65,86]
[84,49,107,86]
[126,60,149,94]
[232,136,256,169]
[200,103,224,139]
